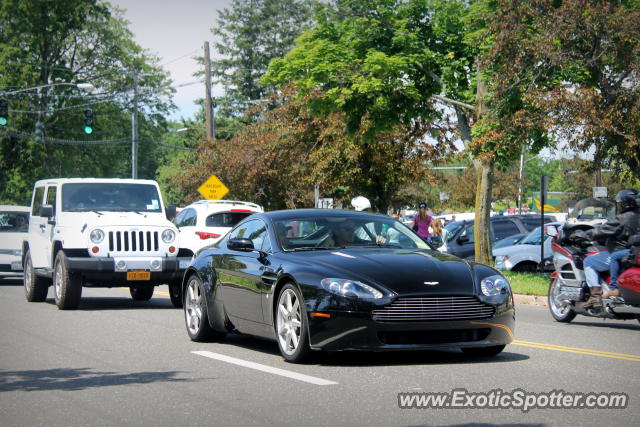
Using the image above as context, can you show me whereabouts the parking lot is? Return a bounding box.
[1,279,638,426]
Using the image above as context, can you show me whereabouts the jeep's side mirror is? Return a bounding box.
[165,205,177,221]
[39,205,53,218]
[228,237,254,251]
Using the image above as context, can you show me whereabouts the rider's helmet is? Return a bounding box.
[615,189,639,213]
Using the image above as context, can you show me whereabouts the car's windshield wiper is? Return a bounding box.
[289,246,331,251]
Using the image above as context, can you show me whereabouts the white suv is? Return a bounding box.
[0,205,30,278]
[22,178,191,309]
[173,200,263,253]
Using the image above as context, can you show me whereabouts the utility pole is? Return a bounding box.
[517,146,525,214]
[131,73,138,179]
[204,41,214,139]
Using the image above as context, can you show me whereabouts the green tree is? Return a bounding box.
[0,0,174,204]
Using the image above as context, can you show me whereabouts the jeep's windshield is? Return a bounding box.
[61,183,163,212]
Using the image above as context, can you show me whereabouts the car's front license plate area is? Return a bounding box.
[127,270,151,281]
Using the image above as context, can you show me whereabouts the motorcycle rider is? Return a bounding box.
[583,189,640,307]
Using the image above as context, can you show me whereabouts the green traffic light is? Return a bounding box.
[84,126,93,134]
[0,117,7,126]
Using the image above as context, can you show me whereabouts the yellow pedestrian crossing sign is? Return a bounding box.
[198,175,229,200]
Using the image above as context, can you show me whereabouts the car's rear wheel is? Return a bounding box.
[462,345,506,357]
[169,280,183,308]
[53,251,82,310]
[275,284,313,363]
[129,286,154,301]
[548,277,577,322]
[184,274,225,341]
[23,250,50,302]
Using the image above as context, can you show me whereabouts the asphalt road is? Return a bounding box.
[1,277,638,426]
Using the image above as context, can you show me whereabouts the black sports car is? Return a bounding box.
[181,209,515,363]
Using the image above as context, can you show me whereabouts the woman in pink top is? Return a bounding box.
[412,202,433,240]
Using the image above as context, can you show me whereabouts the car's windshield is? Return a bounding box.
[273,215,429,251]
[443,221,464,243]
[62,183,162,212]
[521,226,545,245]
[0,211,29,232]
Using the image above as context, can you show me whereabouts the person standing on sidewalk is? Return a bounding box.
[412,202,433,241]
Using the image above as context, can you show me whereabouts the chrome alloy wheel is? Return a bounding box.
[276,288,302,356]
[23,257,33,294]
[185,278,203,335]
[54,260,63,300]
[549,278,570,317]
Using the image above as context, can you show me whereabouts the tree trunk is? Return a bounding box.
[473,157,495,264]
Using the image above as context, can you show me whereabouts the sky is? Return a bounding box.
[110,0,231,121]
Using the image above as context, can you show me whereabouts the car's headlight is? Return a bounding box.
[90,229,105,244]
[321,278,383,299]
[162,229,176,243]
[495,255,509,264]
[480,274,510,296]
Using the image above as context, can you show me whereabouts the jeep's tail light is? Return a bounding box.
[195,231,221,240]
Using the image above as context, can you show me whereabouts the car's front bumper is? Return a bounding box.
[307,310,514,351]
[66,256,191,285]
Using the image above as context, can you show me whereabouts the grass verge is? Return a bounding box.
[503,271,550,296]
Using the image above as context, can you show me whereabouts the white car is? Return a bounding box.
[173,200,263,253]
[0,205,30,277]
[493,222,564,273]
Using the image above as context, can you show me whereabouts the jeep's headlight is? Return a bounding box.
[320,278,383,299]
[480,274,510,296]
[162,229,176,243]
[90,229,105,244]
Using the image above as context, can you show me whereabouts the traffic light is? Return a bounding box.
[0,99,8,127]
[83,108,94,134]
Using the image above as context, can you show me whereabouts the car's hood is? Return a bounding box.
[290,248,475,295]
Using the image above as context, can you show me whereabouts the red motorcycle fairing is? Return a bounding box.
[618,267,640,305]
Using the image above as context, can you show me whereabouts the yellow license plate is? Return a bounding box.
[127,271,151,281]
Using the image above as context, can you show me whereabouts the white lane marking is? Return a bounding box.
[192,351,338,386]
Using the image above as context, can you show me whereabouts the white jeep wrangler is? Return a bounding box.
[22,178,191,309]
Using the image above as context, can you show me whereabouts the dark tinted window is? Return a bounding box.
[493,220,520,240]
[229,219,267,250]
[46,186,57,213]
[206,212,252,227]
[61,183,162,212]
[31,186,45,216]
[459,224,474,244]
[180,208,197,227]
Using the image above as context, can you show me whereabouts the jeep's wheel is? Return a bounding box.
[169,280,183,308]
[23,250,50,302]
[53,251,82,310]
[130,286,154,301]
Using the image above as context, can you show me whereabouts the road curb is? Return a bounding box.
[514,294,548,307]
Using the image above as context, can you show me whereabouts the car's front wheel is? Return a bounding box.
[23,250,50,302]
[275,284,313,363]
[462,345,506,357]
[129,286,154,301]
[184,274,225,342]
[53,251,83,310]
[169,280,183,308]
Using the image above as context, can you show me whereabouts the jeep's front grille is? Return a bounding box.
[108,231,159,252]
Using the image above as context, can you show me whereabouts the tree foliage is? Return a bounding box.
[0,0,174,204]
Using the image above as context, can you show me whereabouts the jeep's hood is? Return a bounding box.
[60,211,173,228]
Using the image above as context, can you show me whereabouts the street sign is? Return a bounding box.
[198,175,229,200]
[593,186,607,198]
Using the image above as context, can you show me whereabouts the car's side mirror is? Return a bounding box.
[458,235,470,244]
[165,205,177,221]
[39,205,53,218]
[545,225,559,237]
[228,237,255,251]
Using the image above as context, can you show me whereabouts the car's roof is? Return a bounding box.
[0,205,31,212]
[260,209,389,221]
[184,199,263,212]
[33,178,160,186]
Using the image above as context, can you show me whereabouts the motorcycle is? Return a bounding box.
[546,223,640,324]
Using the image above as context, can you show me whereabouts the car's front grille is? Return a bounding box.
[108,230,159,253]
[378,328,491,345]
[372,296,495,322]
